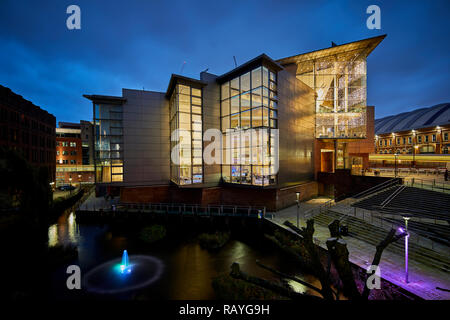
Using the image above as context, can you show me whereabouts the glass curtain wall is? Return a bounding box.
[220,66,278,186]
[170,84,203,185]
[94,103,123,182]
[296,55,367,139]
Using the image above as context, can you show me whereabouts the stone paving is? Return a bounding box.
[268,198,450,300]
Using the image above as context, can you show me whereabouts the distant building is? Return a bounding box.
[372,103,450,169]
[0,85,56,181]
[56,121,94,186]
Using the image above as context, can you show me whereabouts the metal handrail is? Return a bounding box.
[303,198,335,220]
[404,177,450,193]
[100,201,266,217]
[380,185,406,208]
[351,178,400,199]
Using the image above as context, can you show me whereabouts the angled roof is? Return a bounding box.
[165,74,207,98]
[375,103,450,134]
[83,94,126,104]
[216,54,283,84]
[276,34,386,65]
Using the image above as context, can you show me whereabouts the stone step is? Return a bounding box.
[313,210,450,272]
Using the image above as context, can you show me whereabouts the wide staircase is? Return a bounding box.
[352,185,450,217]
[312,209,450,273]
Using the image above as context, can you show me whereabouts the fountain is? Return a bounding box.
[83,250,164,295]
[119,250,131,274]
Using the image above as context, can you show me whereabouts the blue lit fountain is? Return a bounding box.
[83,250,164,295]
[119,250,131,274]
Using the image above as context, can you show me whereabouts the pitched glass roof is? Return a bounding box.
[375,103,450,134]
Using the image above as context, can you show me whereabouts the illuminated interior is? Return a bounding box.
[170,84,203,185]
[94,103,123,182]
[220,66,278,186]
[296,55,367,139]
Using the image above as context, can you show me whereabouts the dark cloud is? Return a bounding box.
[0,0,449,122]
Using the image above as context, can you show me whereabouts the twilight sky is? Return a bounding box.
[0,0,449,123]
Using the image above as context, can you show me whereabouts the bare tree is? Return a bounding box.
[229,218,406,300]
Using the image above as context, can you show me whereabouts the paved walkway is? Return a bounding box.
[268,198,450,300]
[78,192,119,211]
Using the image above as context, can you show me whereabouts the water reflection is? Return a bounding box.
[47,212,79,247]
[47,212,328,299]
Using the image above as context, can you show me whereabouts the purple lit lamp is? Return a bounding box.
[402,216,410,283]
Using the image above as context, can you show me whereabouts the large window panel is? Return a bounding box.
[170,84,203,185]
[94,103,123,183]
[219,65,278,186]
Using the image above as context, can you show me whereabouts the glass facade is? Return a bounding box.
[296,56,367,139]
[220,66,278,186]
[170,84,203,185]
[94,103,123,182]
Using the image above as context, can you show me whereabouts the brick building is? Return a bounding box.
[0,85,56,181]
[372,103,450,169]
[56,121,95,186]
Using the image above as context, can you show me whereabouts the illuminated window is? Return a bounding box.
[220,66,278,186]
[94,103,123,183]
[297,56,367,139]
[170,83,203,185]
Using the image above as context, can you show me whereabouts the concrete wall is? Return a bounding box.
[277,64,316,186]
[122,89,170,186]
[200,72,221,187]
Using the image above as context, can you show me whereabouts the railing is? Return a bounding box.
[300,179,400,221]
[79,201,268,218]
[404,177,450,194]
[303,198,335,220]
[379,185,406,208]
[369,167,447,176]
[331,205,448,251]
[351,178,400,200]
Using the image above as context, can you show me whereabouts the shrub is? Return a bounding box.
[198,231,230,250]
[139,224,167,244]
[212,274,288,300]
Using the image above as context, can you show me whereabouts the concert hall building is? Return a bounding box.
[84,35,384,210]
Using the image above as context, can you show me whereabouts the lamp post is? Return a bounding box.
[394,153,399,177]
[78,174,82,188]
[413,145,418,169]
[403,216,410,283]
[295,192,300,228]
[69,177,72,194]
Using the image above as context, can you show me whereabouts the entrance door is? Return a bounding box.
[321,150,334,172]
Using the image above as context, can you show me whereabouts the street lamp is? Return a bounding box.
[394,153,399,177]
[78,174,82,187]
[413,145,418,169]
[402,216,410,283]
[69,177,72,194]
[295,192,300,228]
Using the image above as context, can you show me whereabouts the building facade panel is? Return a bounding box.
[277,64,315,186]
[122,89,170,186]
